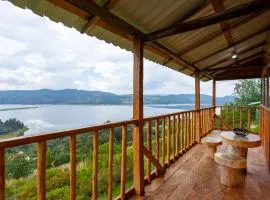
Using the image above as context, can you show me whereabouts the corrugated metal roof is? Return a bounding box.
[8,0,270,81]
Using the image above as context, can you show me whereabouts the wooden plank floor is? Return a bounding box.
[131,131,270,200]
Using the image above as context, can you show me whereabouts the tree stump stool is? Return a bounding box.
[214,152,246,187]
[201,137,222,159]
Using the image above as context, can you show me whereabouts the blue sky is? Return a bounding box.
[0,1,236,96]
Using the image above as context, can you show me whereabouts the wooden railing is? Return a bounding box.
[199,107,216,137]
[216,106,259,133]
[0,106,228,200]
[260,105,270,170]
[0,120,138,200]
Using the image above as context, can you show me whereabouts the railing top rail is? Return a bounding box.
[143,106,215,121]
[218,105,259,108]
[0,119,138,149]
[260,104,270,112]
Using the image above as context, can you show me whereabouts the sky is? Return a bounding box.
[0,1,236,97]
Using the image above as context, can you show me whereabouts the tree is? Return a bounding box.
[233,79,261,106]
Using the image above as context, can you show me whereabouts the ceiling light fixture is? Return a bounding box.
[232,54,237,59]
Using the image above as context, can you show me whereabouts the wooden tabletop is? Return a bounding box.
[221,131,261,148]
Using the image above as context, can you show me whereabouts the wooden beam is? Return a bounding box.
[195,73,201,110]
[132,35,144,195]
[80,0,120,34]
[211,0,234,46]
[145,0,269,41]
[212,79,216,107]
[195,72,201,143]
[216,75,262,81]
[215,68,262,80]
[66,0,142,36]
[175,0,211,23]
[178,12,263,55]
[143,147,165,174]
[48,0,89,19]
[208,52,264,76]
[147,42,212,79]
[203,43,265,70]
[193,28,269,64]
[55,0,207,79]
[207,65,263,74]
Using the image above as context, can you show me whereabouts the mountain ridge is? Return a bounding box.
[0,89,234,105]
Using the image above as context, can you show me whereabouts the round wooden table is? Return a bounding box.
[221,131,261,159]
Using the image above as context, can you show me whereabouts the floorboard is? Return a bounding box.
[130,131,270,200]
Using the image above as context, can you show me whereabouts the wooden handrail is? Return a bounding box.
[216,106,259,133]
[0,119,137,149]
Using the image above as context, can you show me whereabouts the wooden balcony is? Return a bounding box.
[132,137,270,200]
[0,105,269,200]
[1,1,270,199]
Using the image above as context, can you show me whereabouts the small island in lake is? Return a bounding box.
[0,118,28,139]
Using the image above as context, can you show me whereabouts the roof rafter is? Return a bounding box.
[210,0,234,46]
[201,42,265,70]
[209,53,264,76]
[203,65,263,73]
[145,0,269,42]
[62,0,211,79]
[80,0,120,34]
[193,27,269,64]
[177,12,263,55]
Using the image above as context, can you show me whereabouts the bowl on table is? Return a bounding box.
[233,128,249,137]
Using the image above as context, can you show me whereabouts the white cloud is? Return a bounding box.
[0,1,235,97]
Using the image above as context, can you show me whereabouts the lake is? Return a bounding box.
[0,104,209,135]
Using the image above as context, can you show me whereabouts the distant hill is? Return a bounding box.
[0,89,234,105]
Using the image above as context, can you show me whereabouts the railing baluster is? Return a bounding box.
[162,118,165,166]
[233,107,235,129]
[178,114,182,154]
[167,117,171,164]
[155,119,159,175]
[108,128,114,200]
[181,114,184,152]
[0,148,5,200]
[185,112,188,150]
[220,107,223,130]
[202,110,205,135]
[226,107,229,129]
[69,135,76,200]
[147,121,152,182]
[92,131,98,200]
[172,115,175,158]
[188,112,191,147]
[240,107,243,128]
[192,112,195,143]
[248,108,251,131]
[37,141,47,200]
[176,115,179,155]
[121,126,127,199]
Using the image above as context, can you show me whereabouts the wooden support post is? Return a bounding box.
[37,141,46,200]
[265,73,270,107]
[195,72,201,142]
[212,79,216,129]
[132,34,144,195]
[69,135,76,200]
[212,79,216,107]
[0,149,4,200]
